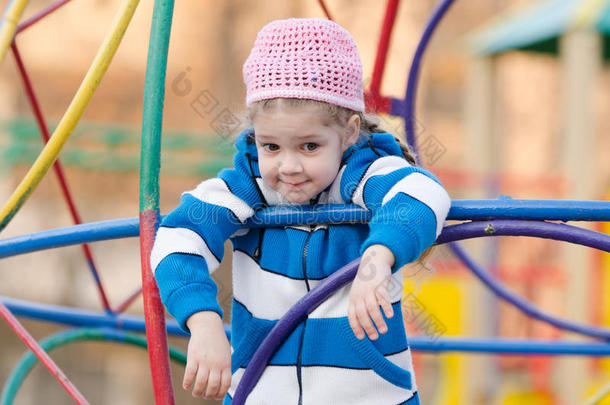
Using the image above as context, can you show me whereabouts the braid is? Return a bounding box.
[358,112,418,166]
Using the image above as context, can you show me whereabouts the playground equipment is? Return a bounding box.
[0,0,609,404]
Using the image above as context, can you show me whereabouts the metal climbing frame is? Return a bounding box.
[0,0,609,404]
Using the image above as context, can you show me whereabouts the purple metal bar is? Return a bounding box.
[403,0,456,155]
[15,0,73,34]
[447,241,610,340]
[436,220,610,253]
[231,258,361,404]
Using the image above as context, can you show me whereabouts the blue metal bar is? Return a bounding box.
[0,295,186,336]
[1,199,609,258]
[409,336,610,356]
[0,217,140,258]
[448,198,610,221]
[6,295,608,357]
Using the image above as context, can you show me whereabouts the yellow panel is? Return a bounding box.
[404,274,465,405]
[502,390,554,405]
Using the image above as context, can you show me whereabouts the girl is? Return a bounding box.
[151,18,451,404]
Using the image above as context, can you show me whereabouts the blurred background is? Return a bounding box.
[0,0,609,404]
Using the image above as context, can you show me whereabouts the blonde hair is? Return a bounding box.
[247,97,434,266]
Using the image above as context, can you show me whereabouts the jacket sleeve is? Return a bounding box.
[341,148,451,273]
[151,166,261,332]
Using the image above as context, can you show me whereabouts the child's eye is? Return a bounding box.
[263,143,279,152]
[303,142,318,152]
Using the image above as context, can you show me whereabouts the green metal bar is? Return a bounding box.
[139,0,175,404]
[0,327,186,405]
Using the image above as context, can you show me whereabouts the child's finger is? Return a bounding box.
[204,369,221,399]
[355,301,378,340]
[215,368,232,400]
[375,288,394,319]
[192,366,209,397]
[348,304,365,339]
[365,294,388,334]
[183,361,197,390]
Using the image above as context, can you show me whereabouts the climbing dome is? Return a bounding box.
[0,0,609,404]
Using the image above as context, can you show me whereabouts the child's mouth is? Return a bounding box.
[283,180,308,188]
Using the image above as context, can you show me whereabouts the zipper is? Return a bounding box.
[253,228,264,260]
[246,152,268,261]
[246,153,269,208]
[296,224,315,405]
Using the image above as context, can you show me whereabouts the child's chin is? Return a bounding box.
[282,192,314,205]
[285,196,311,205]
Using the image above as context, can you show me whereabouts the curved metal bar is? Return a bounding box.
[232,258,361,404]
[1,327,187,405]
[0,301,88,404]
[447,242,610,340]
[11,41,110,313]
[0,0,28,65]
[232,239,610,402]
[437,219,610,252]
[0,0,140,231]
[404,0,456,154]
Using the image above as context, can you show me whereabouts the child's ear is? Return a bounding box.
[343,114,360,151]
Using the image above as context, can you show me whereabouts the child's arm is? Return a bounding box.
[151,177,255,328]
[344,148,451,339]
[348,244,395,340]
[151,159,262,397]
[183,311,231,400]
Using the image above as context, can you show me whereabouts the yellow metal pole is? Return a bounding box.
[0,0,29,65]
[0,0,140,231]
[573,0,608,28]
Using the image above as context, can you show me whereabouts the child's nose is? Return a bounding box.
[278,157,303,175]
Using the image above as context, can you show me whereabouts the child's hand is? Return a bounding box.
[348,244,395,340]
[184,311,232,400]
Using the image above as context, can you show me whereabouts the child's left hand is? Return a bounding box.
[348,244,395,340]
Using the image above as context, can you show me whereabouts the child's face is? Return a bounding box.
[253,103,359,204]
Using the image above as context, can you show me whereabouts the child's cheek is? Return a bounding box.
[259,157,277,187]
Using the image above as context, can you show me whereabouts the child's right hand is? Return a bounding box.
[184,311,232,400]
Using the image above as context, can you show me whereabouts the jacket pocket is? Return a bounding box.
[338,317,412,390]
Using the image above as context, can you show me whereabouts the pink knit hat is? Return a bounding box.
[243,18,364,112]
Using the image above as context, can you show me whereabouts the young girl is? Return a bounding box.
[151,18,451,404]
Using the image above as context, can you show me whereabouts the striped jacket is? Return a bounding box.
[151,128,451,404]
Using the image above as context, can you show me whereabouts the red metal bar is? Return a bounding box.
[10,41,112,312]
[317,0,334,20]
[0,302,89,404]
[140,210,174,404]
[15,0,73,34]
[113,287,142,314]
[367,0,400,112]
[363,91,391,114]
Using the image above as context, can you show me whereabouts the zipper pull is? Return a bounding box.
[253,228,264,260]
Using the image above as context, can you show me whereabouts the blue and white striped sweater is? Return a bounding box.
[151,128,451,404]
